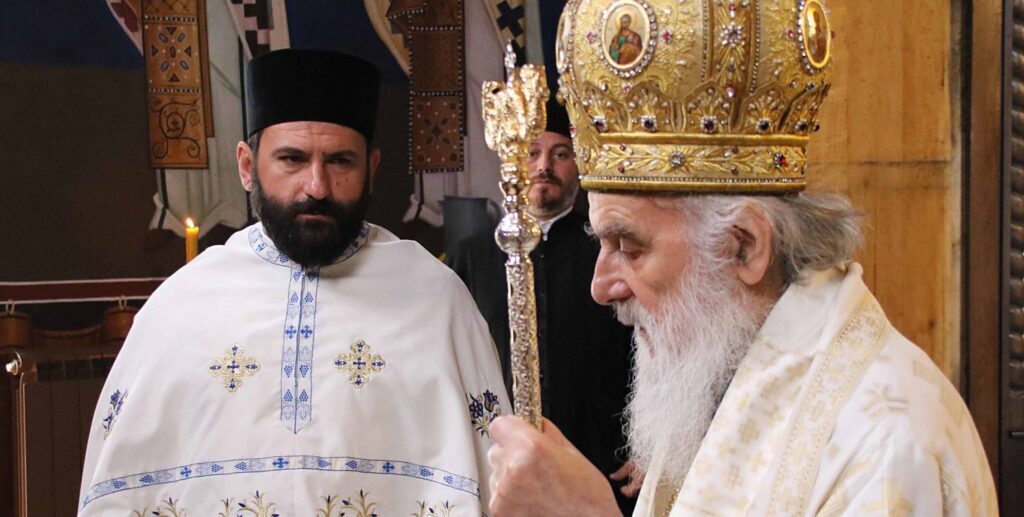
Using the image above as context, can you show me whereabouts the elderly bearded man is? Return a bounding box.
[486,1,998,515]
[79,49,508,515]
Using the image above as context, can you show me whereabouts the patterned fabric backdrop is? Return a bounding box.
[105,0,143,53]
[225,0,274,59]
[388,0,467,174]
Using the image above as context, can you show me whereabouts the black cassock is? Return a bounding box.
[447,211,635,513]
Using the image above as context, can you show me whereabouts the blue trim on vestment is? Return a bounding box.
[81,454,480,508]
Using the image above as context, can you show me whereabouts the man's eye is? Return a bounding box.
[281,155,304,163]
[555,151,573,160]
[527,150,541,159]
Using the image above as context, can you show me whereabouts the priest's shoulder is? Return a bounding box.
[365,224,472,286]
[847,326,979,448]
[135,228,250,307]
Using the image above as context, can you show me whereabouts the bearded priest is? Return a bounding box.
[78,49,508,515]
[486,1,998,515]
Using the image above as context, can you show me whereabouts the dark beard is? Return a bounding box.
[252,176,369,270]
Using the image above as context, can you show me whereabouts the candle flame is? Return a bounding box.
[186,218,196,229]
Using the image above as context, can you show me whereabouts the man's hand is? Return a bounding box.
[488,416,622,516]
[609,459,645,498]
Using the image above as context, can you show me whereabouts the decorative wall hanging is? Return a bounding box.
[388,0,467,174]
[142,0,213,169]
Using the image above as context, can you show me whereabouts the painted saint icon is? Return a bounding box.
[801,0,831,69]
[609,14,643,65]
[602,1,650,71]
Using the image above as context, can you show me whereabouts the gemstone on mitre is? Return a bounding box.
[668,152,686,168]
[641,115,657,132]
[701,116,718,134]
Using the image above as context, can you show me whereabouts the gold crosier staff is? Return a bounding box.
[481,44,549,428]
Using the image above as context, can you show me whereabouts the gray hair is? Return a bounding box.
[662,192,863,284]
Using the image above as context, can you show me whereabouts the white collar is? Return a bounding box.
[534,206,574,241]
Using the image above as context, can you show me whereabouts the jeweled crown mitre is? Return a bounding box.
[556,0,833,192]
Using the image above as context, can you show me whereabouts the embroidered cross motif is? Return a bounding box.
[209,345,261,392]
[334,341,386,388]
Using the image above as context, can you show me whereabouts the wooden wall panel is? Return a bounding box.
[808,0,959,383]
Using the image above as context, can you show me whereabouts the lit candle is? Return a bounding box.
[185,218,199,263]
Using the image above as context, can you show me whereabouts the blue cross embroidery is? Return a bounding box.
[209,346,260,393]
[382,462,395,473]
[334,340,386,388]
[285,326,297,339]
[273,458,288,469]
[299,325,313,339]
[180,467,191,478]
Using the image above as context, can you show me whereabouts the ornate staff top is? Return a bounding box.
[481,44,549,428]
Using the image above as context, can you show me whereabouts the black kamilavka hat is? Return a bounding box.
[244,49,380,141]
[545,97,572,138]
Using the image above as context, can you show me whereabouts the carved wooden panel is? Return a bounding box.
[142,0,210,168]
[1009,0,1024,435]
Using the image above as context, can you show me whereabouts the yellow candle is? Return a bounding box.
[185,218,199,263]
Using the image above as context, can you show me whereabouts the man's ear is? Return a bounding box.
[730,203,774,287]
[237,141,255,192]
[367,147,381,194]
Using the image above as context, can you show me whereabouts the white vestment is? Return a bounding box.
[635,264,997,516]
[79,223,509,515]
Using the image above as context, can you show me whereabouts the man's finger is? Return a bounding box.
[620,480,642,498]
[489,415,538,444]
[609,462,631,481]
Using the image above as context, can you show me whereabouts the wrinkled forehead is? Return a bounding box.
[588,192,681,234]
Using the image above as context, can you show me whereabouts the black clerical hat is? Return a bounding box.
[545,97,572,138]
[244,49,380,141]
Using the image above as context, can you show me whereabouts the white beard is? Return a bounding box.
[613,257,769,488]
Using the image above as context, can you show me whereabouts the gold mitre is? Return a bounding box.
[555,0,833,193]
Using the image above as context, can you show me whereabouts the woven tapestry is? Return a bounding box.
[388,0,466,174]
[142,0,213,168]
[226,0,274,59]
[483,0,526,63]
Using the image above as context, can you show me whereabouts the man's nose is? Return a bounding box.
[591,249,633,305]
[531,152,553,176]
[304,160,330,200]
